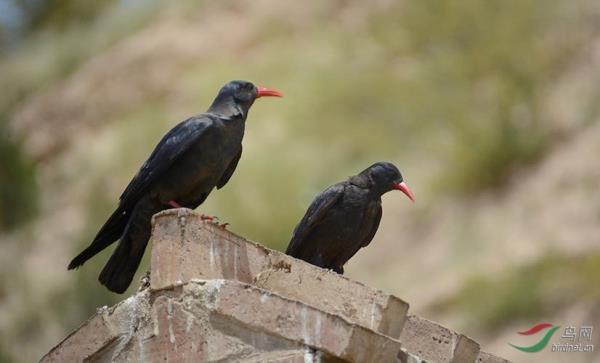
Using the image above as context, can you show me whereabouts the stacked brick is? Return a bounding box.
[42,209,510,363]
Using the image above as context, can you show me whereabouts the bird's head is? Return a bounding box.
[360,162,415,202]
[210,80,283,118]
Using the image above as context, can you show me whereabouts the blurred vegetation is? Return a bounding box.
[0,0,158,111]
[0,347,11,363]
[0,121,37,231]
[435,253,600,333]
[0,0,593,239]
[0,0,159,230]
[378,0,588,193]
[0,0,598,362]
[159,0,596,250]
[61,178,125,320]
[8,0,117,33]
[0,0,119,51]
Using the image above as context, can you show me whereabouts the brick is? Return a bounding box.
[399,315,480,363]
[198,279,403,363]
[150,209,409,338]
[41,292,156,362]
[40,294,146,363]
[43,278,403,362]
[452,334,480,363]
[254,254,409,339]
[398,348,427,363]
[143,295,208,362]
[236,349,335,363]
[43,209,511,363]
[151,209,269,287]
[476,351,511,363]
[41,314,117,363]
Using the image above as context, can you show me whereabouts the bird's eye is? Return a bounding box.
[235,85,253,102]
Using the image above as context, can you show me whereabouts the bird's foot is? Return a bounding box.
[168,200,182,208]
[333,266,344,275]
[200,214,217,222]
[199,214,229,228]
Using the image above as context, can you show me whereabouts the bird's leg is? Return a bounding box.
[200,214,217,222]
[168,200,182,208]
[198,214,229,229]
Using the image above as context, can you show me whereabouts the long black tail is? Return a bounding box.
[98,196,162,293]
[68,206,129,270]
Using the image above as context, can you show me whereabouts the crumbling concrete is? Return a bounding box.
[476,351,511,363]
[43,209,511,363]
[399,314,480,363]
[42,280,402,362]
[150,209,409,339]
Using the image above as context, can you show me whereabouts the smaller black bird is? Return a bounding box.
[285,162,414,274]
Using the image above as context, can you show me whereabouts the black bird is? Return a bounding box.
[285,162,414,274]
[68,80,282,293]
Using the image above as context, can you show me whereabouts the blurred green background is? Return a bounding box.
[0,1,599,362]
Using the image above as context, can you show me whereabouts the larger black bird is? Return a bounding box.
[286,162,414,274]
[68,80,282,293]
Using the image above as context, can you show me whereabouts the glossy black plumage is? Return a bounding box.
[286,162,412,274]
[68,80,279,293]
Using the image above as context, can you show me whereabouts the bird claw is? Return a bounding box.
[199,214,229,228]
[200,214,217,221]
[209,219,230,229]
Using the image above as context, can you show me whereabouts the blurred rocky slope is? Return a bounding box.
[1,1,599,362]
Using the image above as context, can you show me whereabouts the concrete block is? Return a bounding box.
[41,293,148,363]
[203,279,403,363]
[41,314,116,363]
[150,209,409,339]
[42,279,404,363]
[400,315,480,363]
[476,351,511,363]
[43,209,511,363]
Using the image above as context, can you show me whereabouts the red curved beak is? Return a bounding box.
[393,182,415,203]
[256,86,283,98]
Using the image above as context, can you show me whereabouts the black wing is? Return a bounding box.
[286,183,344,255]
[119,115,214,208]
[360,204,382,248]
[216,146,242,189]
